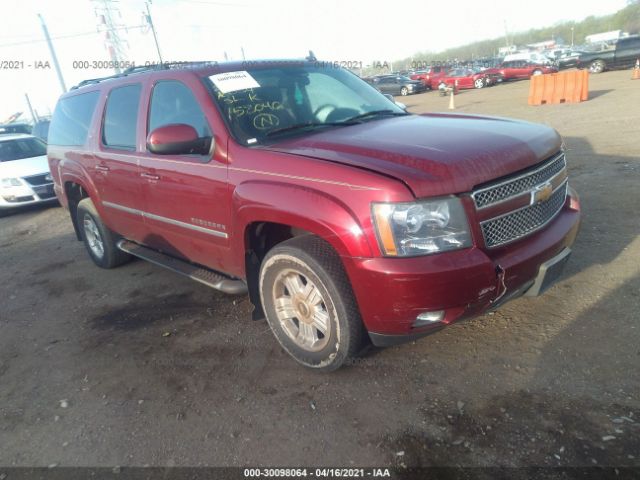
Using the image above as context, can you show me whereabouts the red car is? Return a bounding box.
[409,65,448,88]
[484,60,558,81]
[432,68,490,90]
[48,60,580,370]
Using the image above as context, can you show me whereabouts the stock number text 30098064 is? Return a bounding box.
[243,467,391,478]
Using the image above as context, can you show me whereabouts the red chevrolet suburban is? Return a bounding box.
[48,60,581,370]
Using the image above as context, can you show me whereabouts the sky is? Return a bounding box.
[0,0,629,122]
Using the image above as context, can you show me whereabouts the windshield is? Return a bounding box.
[205,65,406,145]
[0,137,47,162]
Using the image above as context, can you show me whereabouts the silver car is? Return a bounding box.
[0,134,57,213]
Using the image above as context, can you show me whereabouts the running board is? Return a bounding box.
[117,240,247,295]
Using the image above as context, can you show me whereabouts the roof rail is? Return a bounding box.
[70,61,221,90]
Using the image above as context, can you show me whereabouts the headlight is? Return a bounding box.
[1,178,22,188]
[372,197,472,256]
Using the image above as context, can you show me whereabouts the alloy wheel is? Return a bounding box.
[272,268,331,352]
[83,213,105,259]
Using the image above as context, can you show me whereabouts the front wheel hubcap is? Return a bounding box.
[272,269,331,352]
[83,214,104,258]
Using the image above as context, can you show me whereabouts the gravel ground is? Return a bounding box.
[0,69,638,471]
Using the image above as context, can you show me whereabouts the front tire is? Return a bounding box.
[532,69,543,76]
[474,78,485,89]
[77,198,130,269]
[400,86,408,96]
[589,60,605,74]
[259,235,365,371]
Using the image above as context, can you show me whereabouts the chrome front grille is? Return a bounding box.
[472,152,566,209]
[480,181,568,248]
[473,151,569,248]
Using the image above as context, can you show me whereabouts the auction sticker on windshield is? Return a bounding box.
[209,71,260,93]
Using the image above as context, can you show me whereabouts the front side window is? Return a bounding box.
[102,84,141,150]
[149,81,211,138]
[0,137,47,162]
[206,65,406,145]
[49,91,100,146]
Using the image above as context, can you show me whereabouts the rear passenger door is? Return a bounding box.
[94,83,148,241]
[138,78,231,273]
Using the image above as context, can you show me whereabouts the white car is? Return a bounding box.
[0,134,57,212]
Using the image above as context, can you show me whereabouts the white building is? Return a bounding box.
[585,30,622,44]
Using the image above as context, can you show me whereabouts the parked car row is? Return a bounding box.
[404,61,557,90]
[0,119,51,141]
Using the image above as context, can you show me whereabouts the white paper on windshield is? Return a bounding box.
[209,71,260,93]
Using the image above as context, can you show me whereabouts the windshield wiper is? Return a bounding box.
[344,110,409,123]
[265,121,357,138]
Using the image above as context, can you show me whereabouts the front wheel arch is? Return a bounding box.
[258,234,366,370]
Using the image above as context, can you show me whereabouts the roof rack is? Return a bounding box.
[70,61,221,90]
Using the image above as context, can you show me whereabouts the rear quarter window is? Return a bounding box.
[48,91,100,146]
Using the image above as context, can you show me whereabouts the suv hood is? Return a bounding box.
[262,114,562,198]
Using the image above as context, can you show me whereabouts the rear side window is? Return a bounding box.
[48,91,100,146]
[102,84,142,150]
[149,81,211,137]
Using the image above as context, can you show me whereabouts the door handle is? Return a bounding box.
[141,172,160,180]
[95,165,110,172]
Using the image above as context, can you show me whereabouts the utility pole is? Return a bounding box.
[37,14,67,93]
[92,0,129,74]
[145,1,163,64]
[24,94,38,124]
[571,26,575,47]
[504,20,510,48]
[241,46,245,60]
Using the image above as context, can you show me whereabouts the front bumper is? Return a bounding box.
[344,190,581,345]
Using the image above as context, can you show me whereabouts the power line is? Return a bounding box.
[172,0,252,6]
[0,25,146,48]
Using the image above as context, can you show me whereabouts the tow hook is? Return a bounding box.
[491,265,507,304]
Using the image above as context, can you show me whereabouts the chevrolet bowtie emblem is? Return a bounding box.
[531,182,553,205]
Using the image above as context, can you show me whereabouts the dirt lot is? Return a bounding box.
[1,70,639,471]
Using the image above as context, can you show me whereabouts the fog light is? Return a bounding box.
[414,310,445,327]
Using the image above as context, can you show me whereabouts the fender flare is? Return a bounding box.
[232,180,374,267]
[60,167,102,239]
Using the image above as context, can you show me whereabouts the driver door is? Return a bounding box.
[137,78,232,273]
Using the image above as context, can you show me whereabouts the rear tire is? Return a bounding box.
[259,235,365,371]
[77,198,130,269]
